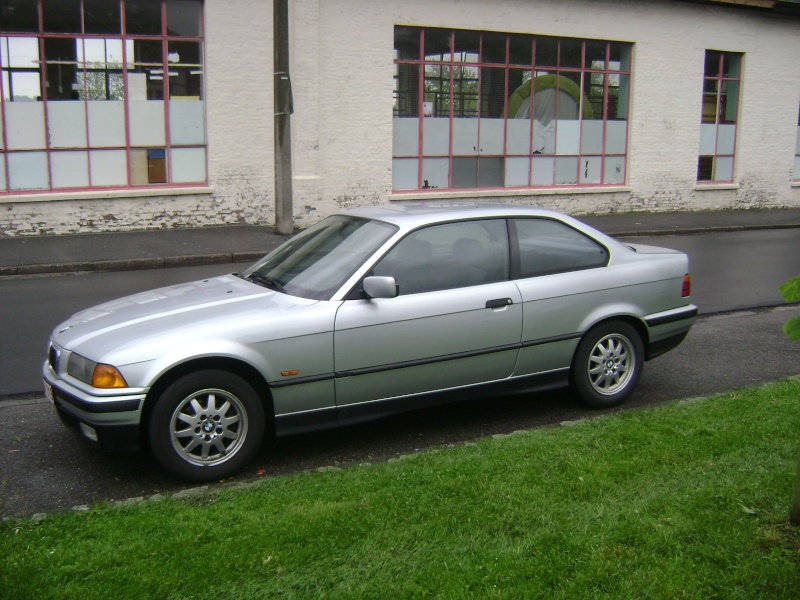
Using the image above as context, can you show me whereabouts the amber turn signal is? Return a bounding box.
[92,364,128,388]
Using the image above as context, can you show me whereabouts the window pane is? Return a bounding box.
[374,219,508,294]
[84,0,122,35]
[43,0,81,33]
[559,38,582,69]
[424,28,451,61]
[130,100,165,145]
[167,0,203,37]
[604,155,625,184]
[508,34,532,66]
[579,156,602,184]
[535,37,558,68]
[169,98,204,144]
[453,30,479,63]
[47,101,87,147]
[720,80,738,123]
[452,156,477,188]
[697,156,714,181]
[422,115,449,156]
[704,50,721,77]
[5,102,45,148]
[392,158,418,190]
[131,148,168,184]
[482,32,506,64]
[393,117,419,156]
[171,146,205,183]
[167,41,202,99]
[394,26,419,61]
[513,218,608,278]
[422,157,448,188]
[477,157,503,187]
[89,149,127,186]
[87,100,125,146]
[4,36,39,68]
[126,0,163,36]
[8,151,49,189]
[505,156,529,186]
[532,156,555,185]
[0,0,40,32]
[51,151,89,187]
[394,63,419,117]
[714,156,733,181]
[555,156,578,184]
[585,40,607,70]
[8,71,41,101]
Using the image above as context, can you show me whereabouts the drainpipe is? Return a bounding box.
[273,0,294,234]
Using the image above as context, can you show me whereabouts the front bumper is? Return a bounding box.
[43,365,146,452]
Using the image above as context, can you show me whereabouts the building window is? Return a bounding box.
[392,27,632,192]
[697,50,741,183]
[0,0,206,194]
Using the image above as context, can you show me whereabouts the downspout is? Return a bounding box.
[273,0,294,234]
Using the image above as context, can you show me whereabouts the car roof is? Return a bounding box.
[340,202,572,229]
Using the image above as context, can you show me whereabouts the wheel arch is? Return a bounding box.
[140,357,275,445]
[572,314,649,370]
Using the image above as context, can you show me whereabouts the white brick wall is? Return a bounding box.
[0,0,798,236]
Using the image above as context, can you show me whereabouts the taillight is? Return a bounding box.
[682,274,691,298]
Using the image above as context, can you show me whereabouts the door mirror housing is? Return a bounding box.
[362,276,398,299]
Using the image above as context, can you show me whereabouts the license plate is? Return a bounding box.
[44,380,54,404]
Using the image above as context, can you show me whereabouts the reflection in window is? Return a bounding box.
[697,50,742,183]
[393,27,632,191]
[0,0,206,193]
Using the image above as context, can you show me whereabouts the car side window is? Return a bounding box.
[511,218,609,278]
[372,219,509,295]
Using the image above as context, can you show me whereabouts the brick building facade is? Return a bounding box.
[0,0,798,236]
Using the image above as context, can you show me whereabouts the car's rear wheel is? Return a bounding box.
[148,370,265,482]
[572,321,643,408]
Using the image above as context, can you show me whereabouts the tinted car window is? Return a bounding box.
[511,218,609,278]
[373,219,509,295]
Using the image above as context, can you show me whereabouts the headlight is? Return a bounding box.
[67,353,128,388]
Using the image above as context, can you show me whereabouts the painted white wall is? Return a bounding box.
[0,0,798,235]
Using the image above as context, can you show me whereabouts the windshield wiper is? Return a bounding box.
[246,273,286,293]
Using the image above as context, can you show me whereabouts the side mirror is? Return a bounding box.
[362,276,398,299]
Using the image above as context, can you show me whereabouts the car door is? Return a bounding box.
[509,217,612,376]
[333,219,522,422]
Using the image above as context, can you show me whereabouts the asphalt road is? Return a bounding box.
[1,228,799,518]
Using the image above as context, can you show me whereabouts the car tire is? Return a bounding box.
[572,321,643,408]
[148,370,266,482]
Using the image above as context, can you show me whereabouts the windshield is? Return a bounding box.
[242,216,398,300]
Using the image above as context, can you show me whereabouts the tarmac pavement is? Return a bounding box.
[1,207,800,278]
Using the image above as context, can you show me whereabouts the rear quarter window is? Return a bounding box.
[511,218,609,278]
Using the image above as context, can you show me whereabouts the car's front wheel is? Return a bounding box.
[148,370,266,481]
[572,321,643,408]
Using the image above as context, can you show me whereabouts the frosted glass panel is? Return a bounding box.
[8,152,49,190]
[579,156,602,184]
[0,113,3,149]
[393,118,419,156]
[171,147,206,183]
[90,150,127,186]
[505,156,529,186]
[555,156,578,184]
[6,103,46,149]
[506,119,531,154]
[130,101,166,146]
[392,158,418,190]
[479,119,504,155]
[717,124,736,155]
[796,127,800,155]
[170,100,205,145]
[452,119,478,155]
[47,102,87,148]
[421,157,449,189]
[0,158,6,190]
[604,156,626,184]
[580,120,603,155]
[795,156,800,179]
[422,119,450,156]
[88,101,126,147]
[532,156,554,186]
[605,121,627,155]
[714,156,733,181]
[699,123,717,155]
[51,152,90,188]
[555,120,580,155]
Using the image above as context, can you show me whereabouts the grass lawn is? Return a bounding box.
[2,379,800,599]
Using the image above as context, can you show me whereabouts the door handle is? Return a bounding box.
[485,298,513,309]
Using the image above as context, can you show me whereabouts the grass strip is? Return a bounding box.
[2,380,800,598]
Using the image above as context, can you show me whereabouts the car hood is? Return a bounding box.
[51,274,320,359]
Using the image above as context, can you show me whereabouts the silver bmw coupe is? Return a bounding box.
[43,204,697,481]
